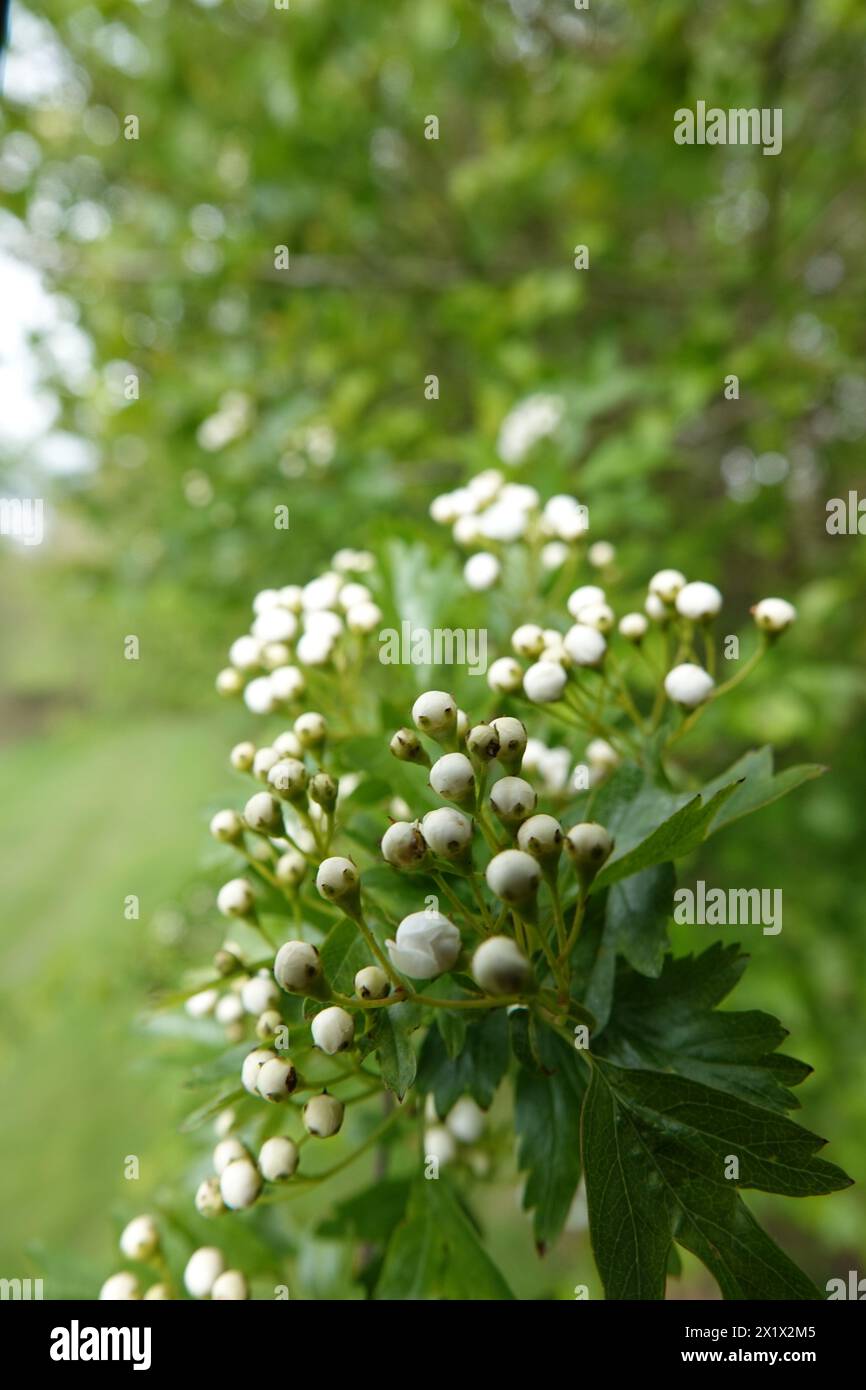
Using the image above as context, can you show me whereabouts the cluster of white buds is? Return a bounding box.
[215,551,382,711]
[424,1093,488,1168]
[102,1216,249,1301]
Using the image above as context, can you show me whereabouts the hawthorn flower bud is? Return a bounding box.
[270,665,306,702]
[412,690,458,738]
[586,738,620,774]
[541,540,568,571]
[618,612,649,643]
[430,752,476,804]
[294,711,327,748]
[446,1096,486,1144]
[523,660,567,704]
[491,716,528,766]
[644,593,670,624]
[272,729,303,759]
[489,775,537,825]
[564,623,607,667]
[386,911,461,979]
[517,813,563,861]
[229,635,262,672]
[212,1270,250,1301]
[252,607,297,644]
[144,1283,172,1300]
[464,551,500,591]
[511,623,546,659]
[216,993,244,1027]
[424,1125,457,1166]
[472,935,534,996]
[241,972,280,1016]
[253,746,281,782]
[186,988,218,1019]
[316,856,360,907]
[566,822,614,887]
[214,948,240,976]
[214,1137,249,1175]
[567,584,605,619]
[195,1176,226,1218]
[256,1008,282,1041]
[119,1215,159,1261]
[676,581,723,622]
[268,758,309,802]
[343,597,382,632]
[220,1158,262,1211]
[230,741,256,772]
[382,820,427,869]
[588,540,616,569]
[485,849,541,905]
[354,966,390,1000]
[576,601,615,634]
[216,668,244,698]
[311,1005,355,1055]
[309,772,338,811]
[261,642,292,672]
[421,807,473,860]
[217,878,255,919]
[274,849,307,888]
[274,940,322,993]
[664,662,715,708]
[259,1136,299,1182]
[256,1056,298,1103]
[649,568,687,603]
[752,597,797,633]
[466,723,500,762]
[241,1047,277,1095]
[100,1272,141,1301]
[303,1092,345,1138]
[487,656,524,694]
[184,1247,225,1299]
[390,727,430,765]
[243,792,284,835]
[210,809,244,843]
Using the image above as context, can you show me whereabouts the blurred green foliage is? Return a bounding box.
[1,0,865,1295]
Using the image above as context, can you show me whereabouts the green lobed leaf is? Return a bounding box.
[594,782,741,888]
[514,1023,589,1248]
[604,861,675,978]
[416,1010,509,1114]
[360,1002,419,1099]
[700,746,826,834]
[319,915,370,995]
[375,1176,514,1300]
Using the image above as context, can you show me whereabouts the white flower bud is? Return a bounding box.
[215,993,244,1026]
[257,1008,282,1041]
[296,630,335,666]
[466,723,501,762]
[567,585,605,619]
[412,690,458,737]
[354,966,390,1000]
[752,597,797,633]
[274,849,306,888]
[490,716,528,766]
[241,973,280,1016]
[216,667,244,698]
[243,791,284,835]
[430,752,476,804]
[219,1158,262,1211]
[274,940,322,992]
[618,612,649,642]
[195,1176,225,1218]
[575,601,615,633]
[676,581,723,621]
[303,1093,345,1138]
[270,665,306,702]
[119,1215,159,1261]
[586,738,620,773]
[261,642,292,671]
[294,711,327,747]
[100,1272,141,1301]
[259,1136,299,1183]
[252,607,298,644]
[485,849,541,905]
[541,540,569,571]
[649,568,687,603]
[241,1048,277,1095]
[386,911,461,979]
[421,807,473,859]
[244,676,278,716]
[565,822,614,884]
[302,572,342,611]
[230,740,256,772]
[511,623,545,658]
[217,878,255,919]
[346,600,383,634]
[564,624,607,667]
[316,856,360,904]
[214,1137,249,1175]
[311,1005,355,1055]
[517,813,563,861]
[588,541,616,569]
[229,635,262,672]
[489,776,537,825]
[184,1247,225,1299]
[278,584,303,611]
[664,662,715,708]
[446,1097,486,1144]
[644,592,670,624]
[543,494,586,541]
[424,1125,457,1166]
[381,820,427,869]
[267,758,309,800]
[523,660,567,704]
[472,935,534,995]
[185,988,218,1019]
[464,551,500,591]
[210,809,244,843]
[143,1283,172,1300]
[212,1270,250,1301]
[487,656,524,694]
[252,746,281,781]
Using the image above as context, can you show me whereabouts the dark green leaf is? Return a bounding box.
[701,746,825,834]
[360,1002,419,1098]
[375,1176,514,1300]
[594,782,741,888]
[604,861,675,978]
[514,1024,588,1247]
[319,915,370,994]
[416,1010,509,1113]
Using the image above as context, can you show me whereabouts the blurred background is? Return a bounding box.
[1,0,864,1297]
